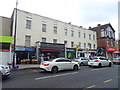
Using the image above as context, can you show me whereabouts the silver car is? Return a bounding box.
[0,65,11,79]
[73,57,89,66]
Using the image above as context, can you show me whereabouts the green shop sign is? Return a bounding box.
[0,35,13,43]
[66,48,76,52]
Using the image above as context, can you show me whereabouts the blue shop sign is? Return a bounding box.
[15,47,25,51]
[25,48,35,51]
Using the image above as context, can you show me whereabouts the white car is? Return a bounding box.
[73,57,89,66]
[112,57,120,64]
[40,58,79,73]
[88,57,112,67]
[0,65,11,78]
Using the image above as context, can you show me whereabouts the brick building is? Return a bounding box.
[89,23,116,59]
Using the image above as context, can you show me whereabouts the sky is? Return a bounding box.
[0,0,119,39]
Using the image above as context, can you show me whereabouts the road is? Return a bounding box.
[2,65,120,89]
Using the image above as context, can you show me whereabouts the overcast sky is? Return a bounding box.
[0,0,119,39]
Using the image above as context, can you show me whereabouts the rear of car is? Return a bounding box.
[88,57,112,67]
[0,65,11,78]
[112,57,120,64]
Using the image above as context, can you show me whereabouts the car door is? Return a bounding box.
[64,59,73,70]
[82,58,88,65]
[99,58,108,66]
[55,59,66,70]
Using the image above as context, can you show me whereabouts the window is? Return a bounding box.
[25,35,31,46]
[53,39,57,43]
[78,42,81,47]
[54,26,57,34]
[42,37,46,42]
[93,35,95,40]
[101,29,105,37]
[64,29,67,35]
[84,43,86,49]
[71,41,74,47]
[42,24,46,32]
[84,33,86,38]
[88,43,91,49]
[71,30,74,37]
[26,20,31,29]
[64,41,67,45]
[93,44,95,49]
[78,32,80,38]
[89,34,91,40]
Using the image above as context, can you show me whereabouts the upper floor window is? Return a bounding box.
[42,24,46,32]
[53,39,57,43]
[78,42,81,48]
[26,20,31,29]
[64,40,67,45]
[25,35,31,46]
[93,35,95,40]
[42,37,46,42]
[64,29,67,35]
[71,41,74,47]
[93,44,96,49]
[101,29,105,37]
[71,30,74,37]
[54,26,57,34]
[84,33,86,38]
[88,43,91,49]
[89,34,91,40]
[84,43,86,49]
[78,32,81,38]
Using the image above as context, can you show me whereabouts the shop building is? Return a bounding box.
[11,9,97,64]
[0,16,13,65]
[90,23,116,59]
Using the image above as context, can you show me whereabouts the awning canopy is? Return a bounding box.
[114,51,120,54]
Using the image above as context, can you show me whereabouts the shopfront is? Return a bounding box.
[40,42,65,60]
[66,48,76,59]
[15,47,36,64]
[106,47,117,59]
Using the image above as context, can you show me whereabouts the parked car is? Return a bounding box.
[73,57,89,66]
[112,57,120,64]
[88,57,112,67]
[40,58,79,73]
[0,65,11,79]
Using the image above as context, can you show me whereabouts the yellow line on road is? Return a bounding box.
[104,79,112,83]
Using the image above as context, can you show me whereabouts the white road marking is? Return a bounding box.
[104,79,112,83]
[86,85,96,88]
[35,72,78,80]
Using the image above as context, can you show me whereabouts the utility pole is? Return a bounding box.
[13,0,18,68]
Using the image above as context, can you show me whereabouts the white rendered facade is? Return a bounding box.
[12,9,97,50]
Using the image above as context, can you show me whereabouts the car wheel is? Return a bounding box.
[80,62,84,66]
[89,65,92,67]
[51,66,58,73]
[73,65,79,70]
[108,63,112,67]
[98,63,102,68]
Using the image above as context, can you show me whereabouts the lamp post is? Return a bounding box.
[13,0,18,68]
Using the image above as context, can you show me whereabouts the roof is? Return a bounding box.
[90,23,115,32]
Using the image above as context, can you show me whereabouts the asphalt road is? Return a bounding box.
[2,64,120,89]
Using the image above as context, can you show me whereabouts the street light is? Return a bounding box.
[13,0,18,68]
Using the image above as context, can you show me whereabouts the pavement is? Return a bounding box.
[10,64,40,71]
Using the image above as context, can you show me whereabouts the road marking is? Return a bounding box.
[104,79,112,83]
[35,72,78,80]
[86,85,96,89]
[91,68,107,71]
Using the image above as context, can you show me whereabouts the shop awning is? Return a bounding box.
[114,51,120,54]
[0,35,13,43]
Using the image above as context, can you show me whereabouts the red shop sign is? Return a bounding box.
[106,47,117,52]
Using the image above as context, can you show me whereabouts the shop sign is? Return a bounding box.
[25,48,35,51]
[66,48,76,52]
[106,47,117,52]
[15,47,25,51]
